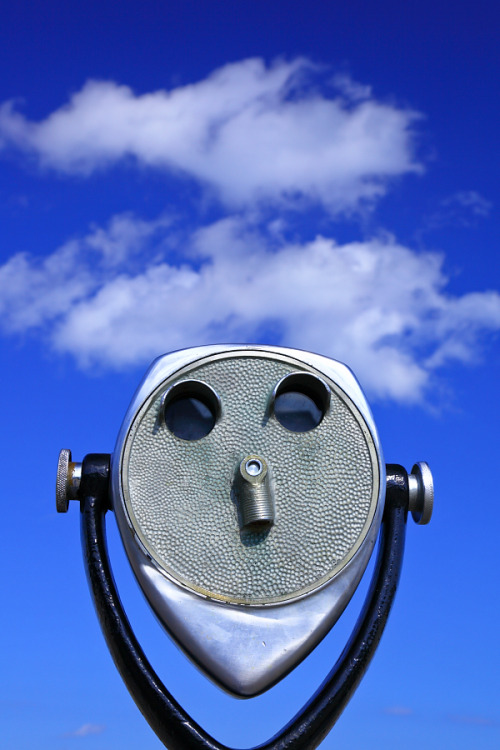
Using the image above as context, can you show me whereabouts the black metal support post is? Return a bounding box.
[80,455,409,750]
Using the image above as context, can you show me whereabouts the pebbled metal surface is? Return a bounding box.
[122,353,378,605]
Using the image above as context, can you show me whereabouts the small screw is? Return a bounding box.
[56,449,82,513]
[408,462,434,525]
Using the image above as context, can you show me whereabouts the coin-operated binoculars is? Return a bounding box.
[57,345,433,750]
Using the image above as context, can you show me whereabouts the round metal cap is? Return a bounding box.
[409,461,434,525]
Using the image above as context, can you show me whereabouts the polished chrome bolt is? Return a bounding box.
[408,461,434,525]
[56,449,82,513]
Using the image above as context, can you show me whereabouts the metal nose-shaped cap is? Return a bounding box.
[236,455,275,530]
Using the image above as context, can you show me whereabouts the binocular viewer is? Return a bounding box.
[57,345,433,749]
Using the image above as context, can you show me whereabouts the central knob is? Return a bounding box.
[236,455,275,530]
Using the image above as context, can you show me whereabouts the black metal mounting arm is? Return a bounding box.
[80,454,409,750]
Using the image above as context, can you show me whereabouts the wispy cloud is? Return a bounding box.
[0,59,422,215]
[331,72,373,101]
[1,212,499,403]
[422,190,493,233]
[448,714,498,727]
[64,723,106,737]
[445,191,493,217]
[383,706,414,717]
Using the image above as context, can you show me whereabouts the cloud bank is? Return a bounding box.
[1,213,499,403]
[0,58,497,403]
[0,58,421,213]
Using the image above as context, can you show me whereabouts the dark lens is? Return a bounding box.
[273,391,323,432]
[163,381,220,440]
[272,373,329,432]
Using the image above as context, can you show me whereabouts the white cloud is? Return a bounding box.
[0,60,496,405]
[1,213,499,404]
[85,212,172,266]
[0,212,169,332]
[0,241,93,331]
[0,59,422,214]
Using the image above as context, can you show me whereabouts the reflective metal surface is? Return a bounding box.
[408,461,434,525]
[111,345,386,696]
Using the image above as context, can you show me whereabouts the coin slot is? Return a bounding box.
[272,372,330,432]
[163,380,221,441]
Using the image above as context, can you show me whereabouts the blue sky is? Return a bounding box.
[1,1,499,748]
